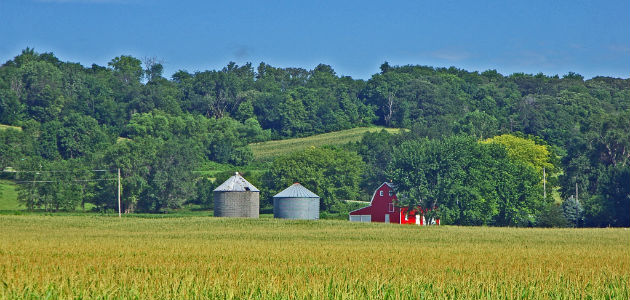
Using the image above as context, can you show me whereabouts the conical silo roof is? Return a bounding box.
[214,172,260,192]
[274,183,319,198]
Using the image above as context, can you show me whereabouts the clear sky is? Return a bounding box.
[1,0,628,80]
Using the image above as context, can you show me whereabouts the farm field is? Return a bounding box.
[250,127,403,160]
[0,216,628,299]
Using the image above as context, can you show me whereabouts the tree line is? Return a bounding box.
[0,49,627,226]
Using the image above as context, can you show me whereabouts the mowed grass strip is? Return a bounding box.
[250,127,403,160]
[0,216,628,299]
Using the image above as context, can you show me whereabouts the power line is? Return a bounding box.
[13,179,177,184]
[14,178,118,184]
[2,169,115,173]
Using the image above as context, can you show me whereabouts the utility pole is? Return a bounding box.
[543,167,546,200]
[575,182,578,204]
[117,168,121,218]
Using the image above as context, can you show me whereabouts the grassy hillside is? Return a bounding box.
[0,216,627,299]
[0,124,21,131]
[0,180,22,210]
[250,127,403,160]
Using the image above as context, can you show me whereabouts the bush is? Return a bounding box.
[535,203,569,227]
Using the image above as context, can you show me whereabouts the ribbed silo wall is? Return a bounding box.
[273,197,320,220]
[214,191,259,218]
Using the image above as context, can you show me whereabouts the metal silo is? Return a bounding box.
[273,183,320,220]
[213,172,260,218]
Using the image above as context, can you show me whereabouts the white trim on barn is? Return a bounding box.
[349,215,371,222]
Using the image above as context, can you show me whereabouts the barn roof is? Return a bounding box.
[273,183,319,198]
[214,173,260,192]
[349,182,396,215]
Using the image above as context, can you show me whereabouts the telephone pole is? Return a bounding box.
[575,182,578,204]
[543,167,546,200]
[117,168,121,218]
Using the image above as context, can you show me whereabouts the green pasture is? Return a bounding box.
[250,127,403,160]
[0,180,22,210]
[0,124,22,131]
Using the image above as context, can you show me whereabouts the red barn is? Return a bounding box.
[349,182,439,225]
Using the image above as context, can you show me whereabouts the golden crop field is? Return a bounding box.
[250,127,404,160]
[0,216,628,300]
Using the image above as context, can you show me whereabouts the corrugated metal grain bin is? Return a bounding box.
[273,183,320,220]
[213,172,260,218]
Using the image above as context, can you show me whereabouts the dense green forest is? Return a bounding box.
[0,48,628,226]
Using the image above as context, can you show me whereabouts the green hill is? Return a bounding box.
[0,124,22,131]
[250,127,403,160]
[1,125,23,210]
[0,180,22,210]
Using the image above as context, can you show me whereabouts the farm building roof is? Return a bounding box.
[214,173,260,192]
[273,183,319,198]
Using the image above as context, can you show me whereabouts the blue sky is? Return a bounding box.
[1,0,628,79]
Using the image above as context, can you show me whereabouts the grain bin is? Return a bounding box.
[273,183,320,220]
[213,172,260,218]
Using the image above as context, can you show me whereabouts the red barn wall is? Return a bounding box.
[350,183,404,224]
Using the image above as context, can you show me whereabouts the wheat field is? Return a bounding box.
[0,216,628,299]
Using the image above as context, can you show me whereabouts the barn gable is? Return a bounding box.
[349,182,404,223]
